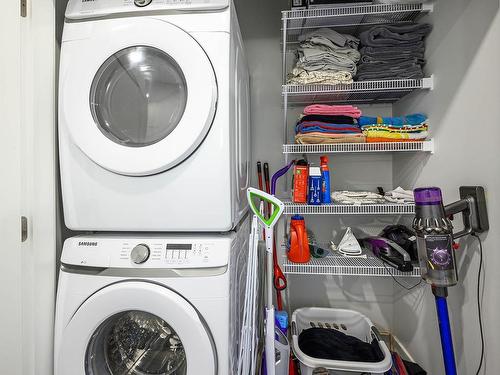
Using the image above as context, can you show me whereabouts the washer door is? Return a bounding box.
[60,18,217,176]
[58,282,216,374]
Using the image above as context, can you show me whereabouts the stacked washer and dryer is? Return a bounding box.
[55,1,251,374]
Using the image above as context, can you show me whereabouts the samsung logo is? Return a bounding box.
[78,241,98,246]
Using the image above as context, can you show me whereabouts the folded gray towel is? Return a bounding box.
[361,53,425,65]
[356,66,424,81]
[360,43,425,55]
[297,47,358,75]
[298,28,360,49]
[359,23,432,47]
[359,56,425,66]
[300,42,361,62]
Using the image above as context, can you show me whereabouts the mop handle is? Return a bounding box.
[271,160,295,195]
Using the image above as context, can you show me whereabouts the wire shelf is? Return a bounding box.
[282,77,433,105]
[282,255,421,277]
[282,3,433,42]
[283,201,415,215]
[283,139,434,154]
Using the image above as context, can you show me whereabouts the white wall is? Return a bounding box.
[393,1,500,373]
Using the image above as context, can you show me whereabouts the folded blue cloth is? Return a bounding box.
[358,113,427,127]
[298,127,361,134]
[296,121,361,134]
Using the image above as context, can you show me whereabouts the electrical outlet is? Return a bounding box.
[459,186,489,233]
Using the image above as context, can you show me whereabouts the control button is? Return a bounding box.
[131,244,150,264]
[134,0,152,6]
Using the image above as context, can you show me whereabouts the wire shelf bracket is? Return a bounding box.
[282,255,421,278]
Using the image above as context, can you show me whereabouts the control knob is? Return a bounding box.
[134,0,153,7]
[131,244,150,264]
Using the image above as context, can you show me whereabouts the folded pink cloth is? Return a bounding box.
[303,104,362,118]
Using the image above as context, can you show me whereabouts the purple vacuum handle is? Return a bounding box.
[271,160,295,195]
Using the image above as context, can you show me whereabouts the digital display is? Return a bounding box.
[166,244,192,250]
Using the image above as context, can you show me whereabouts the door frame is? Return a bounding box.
[0,1,57,374]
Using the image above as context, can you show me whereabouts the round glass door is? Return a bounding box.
[90,46,188,147]
[60,18,218,175]
[86,310,186,375]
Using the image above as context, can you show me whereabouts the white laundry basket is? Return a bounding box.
[291,308,392,375]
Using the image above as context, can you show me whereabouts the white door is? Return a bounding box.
[60,18,218,176]
[0,2,23,372]
[57,282,216,375]
[0,1,56,374]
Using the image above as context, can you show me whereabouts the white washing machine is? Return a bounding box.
[54,223,249,375]
[59,0,250,231]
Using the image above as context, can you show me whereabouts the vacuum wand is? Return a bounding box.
[412,186,488,375]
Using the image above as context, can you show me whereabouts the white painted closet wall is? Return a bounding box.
[393,1,500,373]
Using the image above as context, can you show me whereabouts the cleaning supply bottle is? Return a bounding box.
[288,215,311,263]
[320,155,331,204]
[308,166,322,205]
[292,159,309,203]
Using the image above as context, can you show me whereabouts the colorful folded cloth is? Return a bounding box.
[358,113,427,127]
[331,191,386,205]
[295,133,366,144]
[303,104,362,118]
[296,122,362,134]
[299,114,356,125]
[361,124,428,134]
[362,130,428,140]
[366,138,425,143]
[287,68,353,85]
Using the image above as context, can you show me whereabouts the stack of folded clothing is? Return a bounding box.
[295,104,365,144]
[384,187,415,204]
[358,113,428,142]
[287,28,361,85]
[357,23,432,81]
[331,191,386,205]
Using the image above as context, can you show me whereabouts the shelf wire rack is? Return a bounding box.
[282,77,433,105]
[282,3,433,44]
[283,139,434,154]
[283,201,415,215]
[282,255,421,277]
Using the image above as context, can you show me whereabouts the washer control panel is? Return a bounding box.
[65,0,229,20]
[62,236,231,269]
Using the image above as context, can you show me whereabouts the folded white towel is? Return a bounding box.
[331,191,386,205]
[384,186,414,204]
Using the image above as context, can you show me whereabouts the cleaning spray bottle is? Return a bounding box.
[320,155,331,204]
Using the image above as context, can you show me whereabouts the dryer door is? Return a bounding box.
[60,18,217,176]
[57,281,216,374]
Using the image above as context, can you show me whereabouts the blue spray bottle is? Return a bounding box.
[320,155,331,203]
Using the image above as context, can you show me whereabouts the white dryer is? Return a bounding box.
[54,224,249,375]
[59,0,250,231]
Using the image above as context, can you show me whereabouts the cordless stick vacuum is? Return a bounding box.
[247,188,285,375]
[412,186,489,375]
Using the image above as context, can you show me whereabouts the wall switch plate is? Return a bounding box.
[459,186,489,233]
